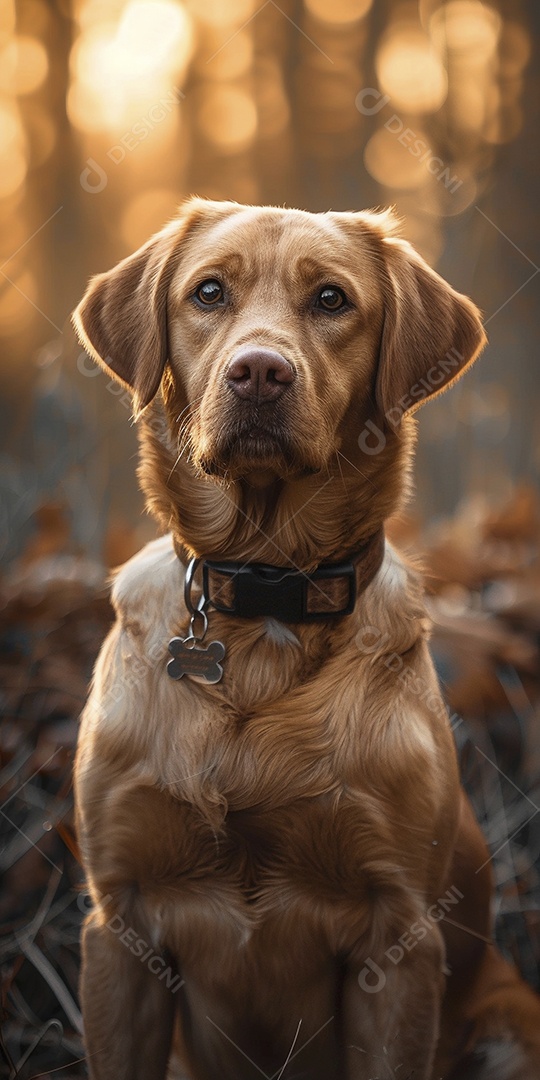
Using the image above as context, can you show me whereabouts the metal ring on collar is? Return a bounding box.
[184,557,205,617]
[185,608,209,643]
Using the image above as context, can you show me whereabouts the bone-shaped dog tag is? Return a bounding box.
[167,637,225,684]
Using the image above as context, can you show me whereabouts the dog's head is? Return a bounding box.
[74,198,485,490]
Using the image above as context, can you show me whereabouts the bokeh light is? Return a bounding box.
[376,29,448,114]
[499,21,531,77]
[0,36,49,95]
[0,102,27,198]
[202,30,253,81]
[256,60,290,139]
[430,1,501,57]
[25,107,57,168]
[304,0,373,24]
[0,271,36,334]
[364,127,432,190]
[68,0,193,134]
[197,86,257,152]
[187,0,257,27]
[121,188,179,249]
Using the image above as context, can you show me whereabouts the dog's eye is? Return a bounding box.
[316,287,347,312]
[195,280,224,305]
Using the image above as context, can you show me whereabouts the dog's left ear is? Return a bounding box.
[376,235,486,422]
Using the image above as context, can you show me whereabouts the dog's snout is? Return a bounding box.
[226,347,295,403]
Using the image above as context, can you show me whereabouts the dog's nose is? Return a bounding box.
[226,347,295,403]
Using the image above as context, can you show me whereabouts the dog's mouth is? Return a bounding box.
[193,405,320,480]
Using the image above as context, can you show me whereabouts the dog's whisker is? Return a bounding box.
[168,405,203,478]
[175,396,202,427]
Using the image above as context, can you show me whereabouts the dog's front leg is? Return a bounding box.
[342,929,445,1079]
[80,910,176,1080]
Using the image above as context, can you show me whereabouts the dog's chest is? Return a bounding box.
[125,773,373,898]
[116,641,428,914]
[213,796,368,896]
[129,778,396,965]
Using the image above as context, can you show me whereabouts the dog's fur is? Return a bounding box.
[73,199,540,1079]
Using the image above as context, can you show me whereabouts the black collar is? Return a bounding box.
[201,529,385,624]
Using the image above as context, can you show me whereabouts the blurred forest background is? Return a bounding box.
[1,0,540,1077]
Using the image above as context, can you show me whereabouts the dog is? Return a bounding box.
[73,199,540,1079]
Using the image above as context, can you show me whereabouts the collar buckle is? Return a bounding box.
[203,560,356,623]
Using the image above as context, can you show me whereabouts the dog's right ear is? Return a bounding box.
[73,224,180,415]
[72,199,217,416]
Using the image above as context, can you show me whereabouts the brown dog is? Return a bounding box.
[73,199,540,1079]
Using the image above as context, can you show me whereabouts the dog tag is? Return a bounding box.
[167,637,225,684]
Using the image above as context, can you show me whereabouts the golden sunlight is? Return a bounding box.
[197,86,258,152]
[376,28,448,114]
[304,0,373,24]
[0,102,27,197]
[0,36,49,95]
[68,0,193,134]
[430,1,501,57]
